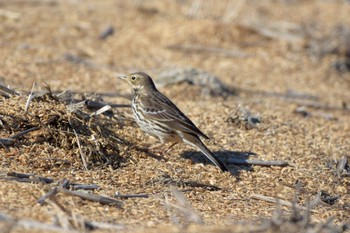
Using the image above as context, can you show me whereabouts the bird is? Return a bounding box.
[120,72,228,172]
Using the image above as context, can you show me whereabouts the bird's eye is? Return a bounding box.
[131,76,136,81]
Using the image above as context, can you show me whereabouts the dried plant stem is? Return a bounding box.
[25,82,36,112]
[0,83,19,96]
[58,187,121,206]
[251,194,310,211]
[227,158,289,167]
[0,212,78,233]
[73,129,88,170]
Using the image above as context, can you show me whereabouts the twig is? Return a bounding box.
[90,105,112,117]
[251,194,310,211]
[166,44,250,58]
[73,129,88,170]
[182,181,220,191]
[25,82,36,112]
[3,173,118,207]
[0,83,19,96]
[4,172,54,184]
[227,158,289,167]
[71,184,100,190]
[0,138,14,146]
[10,126,41,140]
[37,187,59,205]
[85,100,130,109]
[84,220,125,231]
[58,187,122,206]
[0,212,78,233]
[0,126,41,148]
[0,177,53,184]
[114,193,149,198]
[67,100,129,115]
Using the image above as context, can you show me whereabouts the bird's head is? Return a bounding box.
[119,72,156,92]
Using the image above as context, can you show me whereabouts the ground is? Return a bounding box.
[0,0,349,232]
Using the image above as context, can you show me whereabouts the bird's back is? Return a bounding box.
[138,89,210,140]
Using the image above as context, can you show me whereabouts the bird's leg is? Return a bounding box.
[148,142,164,151]
[163,142,178,154]
[148,142,178,154]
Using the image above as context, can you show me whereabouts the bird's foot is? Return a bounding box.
[148,142,178,155]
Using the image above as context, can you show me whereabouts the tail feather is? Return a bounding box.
[184,136,228,172]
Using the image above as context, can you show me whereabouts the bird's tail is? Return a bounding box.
[184,136,228,172]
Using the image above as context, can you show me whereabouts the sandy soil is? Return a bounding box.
[0,0,349,232]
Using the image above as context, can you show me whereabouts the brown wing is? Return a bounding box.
[140,91,209,139]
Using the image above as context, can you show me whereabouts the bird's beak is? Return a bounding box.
[117,75,127,80]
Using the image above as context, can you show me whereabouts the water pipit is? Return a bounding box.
[120,72,228,172]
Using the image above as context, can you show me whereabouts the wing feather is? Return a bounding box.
[140,92,209,139]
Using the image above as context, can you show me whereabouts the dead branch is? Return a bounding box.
[58,187,122,206]
[147,174,220,191]
[0,138,14,146]
[84,220,125,231]
[114,193,149,198]
[0,83,19,96]
[166,44,250,58]
[3,173,110,206]
[251,194,310,211]
[67,100,129,116]
[0,126,41,148]
[71,184,100,190]
[37,187,59,205]
[0,212,79,233]
[33,177,121,206]
[85,100,130,109]
[73,129,88,170]
[3,172,54,184]
[182,181,220,191]
[227,158,289,167]
[90,105,112,117]
[10,126,41,140]
[24,82,36,112]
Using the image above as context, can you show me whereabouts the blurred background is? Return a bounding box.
[0,0,349,105]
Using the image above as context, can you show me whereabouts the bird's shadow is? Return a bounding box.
[181,150,256,179]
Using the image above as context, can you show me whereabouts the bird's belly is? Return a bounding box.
[139,120,182,142]
[132,103,182,143]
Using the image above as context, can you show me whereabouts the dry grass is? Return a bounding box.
[0,0,350,232]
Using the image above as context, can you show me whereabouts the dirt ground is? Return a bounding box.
[0,0,350,232]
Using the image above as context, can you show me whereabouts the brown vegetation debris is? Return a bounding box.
[0,93,123,169]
